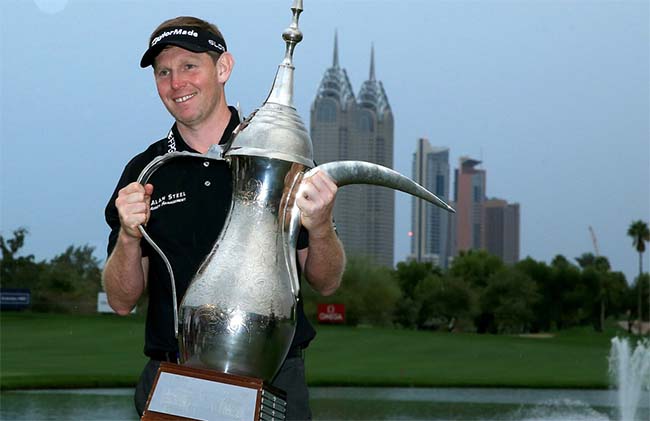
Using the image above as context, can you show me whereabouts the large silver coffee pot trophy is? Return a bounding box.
[137,0,454,384]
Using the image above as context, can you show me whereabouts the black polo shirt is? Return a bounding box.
[105,107,315,358]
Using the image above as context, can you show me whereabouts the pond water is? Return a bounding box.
[2,387,648,420]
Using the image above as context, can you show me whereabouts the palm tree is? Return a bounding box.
[627,220,650,328]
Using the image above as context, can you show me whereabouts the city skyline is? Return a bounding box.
[410,139,521,267]
[1,1,648,284]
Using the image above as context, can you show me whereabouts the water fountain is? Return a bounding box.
[511,337,649,421]
[609,337,650,421]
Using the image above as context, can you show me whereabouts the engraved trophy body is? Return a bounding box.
[179,155,305,381]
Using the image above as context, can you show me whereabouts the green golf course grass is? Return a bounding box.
[0,312,629,390]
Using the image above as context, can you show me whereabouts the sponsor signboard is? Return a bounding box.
[0,288,30,310]
[317,303,345,324]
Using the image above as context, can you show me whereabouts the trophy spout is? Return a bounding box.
[307,160,456,213]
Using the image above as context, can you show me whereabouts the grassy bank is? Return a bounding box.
[1,313,147,389]
[0,312,629,390]
[307,325,620,388]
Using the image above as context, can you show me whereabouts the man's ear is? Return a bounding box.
[216,52,234,84]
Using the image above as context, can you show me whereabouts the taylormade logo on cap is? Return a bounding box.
[141,25,227,68]
[151,28,199,47]
[208,39,225,51]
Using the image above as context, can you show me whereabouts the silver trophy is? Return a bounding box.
[137,0,454,385]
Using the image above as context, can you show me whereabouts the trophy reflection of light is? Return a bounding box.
[227,308,246,334]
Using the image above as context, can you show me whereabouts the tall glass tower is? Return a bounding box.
[484,199,520,264]
[311,35,395,267]
[454,157,486,252]
[410,138,452,268]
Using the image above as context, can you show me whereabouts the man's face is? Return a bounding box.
[153,46,222,129]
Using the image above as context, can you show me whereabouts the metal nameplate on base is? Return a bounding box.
[142,362,286,421]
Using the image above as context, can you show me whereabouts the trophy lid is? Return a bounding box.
[225,0,314,167]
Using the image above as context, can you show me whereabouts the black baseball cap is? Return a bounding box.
[140,26,227,68]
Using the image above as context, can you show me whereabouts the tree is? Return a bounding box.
[356,265,401,327]
[393,260,440,328]
[413,273,477,331]
[515,257,553,331]
[0,227,43,290]
[481,268,540,334]
[627,220,649,325]
[604,271,632,322]
[449,250,504,332]
[575,253,611,331]
[449,250,504,289]
[394,260,440,299]
[630,273,650,328]
[35,245,103,313]
[0,228,103,313]
[306,256,400,327]
[550,255,582,329]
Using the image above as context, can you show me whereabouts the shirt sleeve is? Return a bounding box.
[296,225,309,251]
[295,219,338,251]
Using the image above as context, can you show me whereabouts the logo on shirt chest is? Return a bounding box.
[150,191,187,211]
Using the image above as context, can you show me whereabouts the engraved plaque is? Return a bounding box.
[142,362,286,421]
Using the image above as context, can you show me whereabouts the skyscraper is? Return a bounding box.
[410,138,452,268]
[484,199,520,264]
[454,157,486,252]
[311,35,395,267]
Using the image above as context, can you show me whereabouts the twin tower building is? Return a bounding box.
[310,35,519,268]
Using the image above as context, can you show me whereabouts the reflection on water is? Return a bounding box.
[1,387,648,420]
[510,400,610,421]
[310,387,648,421]
[1,388,138,421]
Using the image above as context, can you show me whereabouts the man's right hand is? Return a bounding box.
[115,182,154,239]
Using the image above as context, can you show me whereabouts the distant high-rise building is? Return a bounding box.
[311,35,394,267]
[447,199,457,261]
[484,199,520,264]
[409,138,452,268]
[454,157,486,252]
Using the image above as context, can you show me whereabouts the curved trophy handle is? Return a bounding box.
[289,160,453,298]
[306,160,455,213]
[135,146,226,338]
[283,170,305,300]
[137,146,225,185]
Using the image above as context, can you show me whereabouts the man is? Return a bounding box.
[103,16,345,420]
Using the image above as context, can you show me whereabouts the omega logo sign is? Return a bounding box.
[317,303,345,324]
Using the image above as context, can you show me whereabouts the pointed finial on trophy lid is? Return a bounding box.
[283,0,303,64]
[225,0,314,167]
[265,0,304,107]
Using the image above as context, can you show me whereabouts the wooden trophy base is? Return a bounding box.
[142,362,287,421]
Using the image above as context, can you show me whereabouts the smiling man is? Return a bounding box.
[102,16,345,420]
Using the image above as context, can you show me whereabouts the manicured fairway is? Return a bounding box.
[307,326,617,388]
[1,313,147,389]
[0,312,626,389]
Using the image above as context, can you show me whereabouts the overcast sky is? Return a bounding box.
[1,0,648,283]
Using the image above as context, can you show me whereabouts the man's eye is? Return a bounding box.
[157,69,170,77]
[185,63,197,70]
